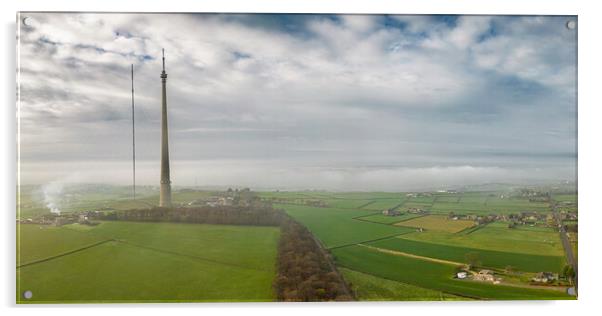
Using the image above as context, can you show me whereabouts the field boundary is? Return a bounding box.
[328,230,416,250]
[352,213,430,226]
[352,213,402,227]
[358,244,464,267]
[357,201,377,209]
[17,239,114,269]
[336,266,482,300]
[114,239,272,273]
[459,222,489,235]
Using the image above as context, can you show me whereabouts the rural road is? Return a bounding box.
[552,203,578,292]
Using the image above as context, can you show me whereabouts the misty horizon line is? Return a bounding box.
[19,179,577,192]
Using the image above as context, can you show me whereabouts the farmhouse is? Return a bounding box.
[407,207,427,214]
[382,209,402,216]
[474,270,496,282]
[53,217,71,227]
[532,272,558,283]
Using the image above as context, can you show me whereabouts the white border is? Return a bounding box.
[2,1,600,316]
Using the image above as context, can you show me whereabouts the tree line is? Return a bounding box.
[274,217,353,301]
[97,205,286,226]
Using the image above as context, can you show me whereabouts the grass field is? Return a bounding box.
[333,245,572,300]
[17,225,107,266]
[279,204,414,248]
[553,194,577,203]
[17,221,280,303]
[367,237,565,273]
[399,222,565,256]
[361,199,404,211]
[356,213,424,224]
[340,268,467,301]
[394,215,475,233]
[322,199,375,209]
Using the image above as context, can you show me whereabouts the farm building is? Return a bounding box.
[382,209,402,216]
[407,207,427,214]
[456,271,468,279]
[474,270,496,282]
[532,272,558,283]
[53,217,71,227]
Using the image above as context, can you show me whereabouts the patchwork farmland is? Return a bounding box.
[17,186,577,302]
[267,189,577,300]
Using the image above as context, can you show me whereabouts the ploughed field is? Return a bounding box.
[268,191,575,300]
[17,222,279,303]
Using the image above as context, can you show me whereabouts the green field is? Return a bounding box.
[322,199,375,209]
[333,245,571,300]
[17,225,107,266]
[399,222,565,256]
[279,204,414,248]
[278,192,572,300]
[356,213,424,224]
[340,268,467,301]
[367,238,565,273]
[17,221,280,303]
[362,199,404,211]
[394,215,475,233]
[553,194,577,203]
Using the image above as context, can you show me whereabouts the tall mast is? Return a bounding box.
[159,48,172,207]
[131,64,136,200]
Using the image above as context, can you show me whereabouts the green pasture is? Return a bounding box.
[399,222,564,256]
[322,199,375,209]
[327,192,405,200]
[17,221,279,303]
[279,204,414,248]
[368,238,565,273]
[435,196,461,203]
[362,199,404,211]
[333,245,572,300]
[405,196,436,204]
[340,268,467,301]
[17,225,107,266]
[18,241,275,303]
[553,194,577,203]
[356,213,424,224]
[394,215,475,233]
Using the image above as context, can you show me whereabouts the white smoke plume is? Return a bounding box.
[42,179,65,215]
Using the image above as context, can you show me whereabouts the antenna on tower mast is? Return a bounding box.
[131,64,136,200]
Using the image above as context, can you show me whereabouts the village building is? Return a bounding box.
[382,209,402,216]
[473,269,496,282]
[532,272,558,283]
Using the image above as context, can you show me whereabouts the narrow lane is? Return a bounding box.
[552,202,578,292]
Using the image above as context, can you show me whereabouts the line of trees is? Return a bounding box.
[274,218,353,301]
[97,205,286,226]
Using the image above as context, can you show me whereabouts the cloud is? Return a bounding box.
[17,13,577,189]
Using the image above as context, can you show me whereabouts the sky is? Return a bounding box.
[17,13,577,191]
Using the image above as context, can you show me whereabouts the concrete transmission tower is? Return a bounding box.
[159,48,172,207]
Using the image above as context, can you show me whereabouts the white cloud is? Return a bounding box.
[17,13,577,188]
